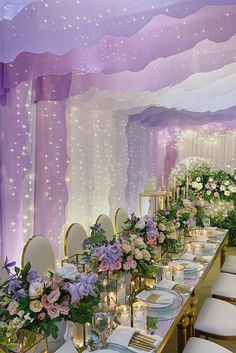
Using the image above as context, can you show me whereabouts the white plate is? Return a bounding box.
[136,289,175,308]
[170,260,204,272]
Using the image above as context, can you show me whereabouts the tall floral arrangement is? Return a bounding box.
[0,261,98,339]
[179,163,236,203]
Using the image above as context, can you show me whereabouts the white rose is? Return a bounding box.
[196,177,201,182]
[29,300,43,313]
[142,249,151,261]
[183,199,192,208]
[224,190,230,197]
[56,263,77,280]
[214,192,219,197]
[134,237,146,249]
[122,244,132,254]
[220,185,226,191]
[17,310,25,318]
[211,183,217,190]
[7,301,19,316]
[206,190,211,195]
[191,181,198,189]
[208,177,214,183]
[175,222,180,228]
[134,249,143,260]
[229,186,236,193]
[224,180,230,186]
[135,220,146,230]
[29,282,44,298]
[196,182,203,191]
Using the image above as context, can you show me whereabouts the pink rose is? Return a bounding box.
[159,223,166,231]
[41,294,52,309]
[47,304,60,319]
[123,261,132,271]
[99,260,110,271]
[47,288,60,304]
[131,260,137,269]
[7,301,19,316]
[62,294,71,305]
[62,282,70,291]
[38,312,46,321]
[59,303,69,316]
[158,233,165,244]
[52,275,64,288]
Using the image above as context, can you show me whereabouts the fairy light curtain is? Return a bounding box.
[0,0,236,263]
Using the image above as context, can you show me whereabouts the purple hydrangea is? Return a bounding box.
[69,273,97,304]
[93,244,123,272]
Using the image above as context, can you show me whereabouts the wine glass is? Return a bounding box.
[92,310,109,348]
[202,217,210,229]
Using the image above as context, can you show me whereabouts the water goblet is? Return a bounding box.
[92,310,109,348]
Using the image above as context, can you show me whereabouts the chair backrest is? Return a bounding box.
[114,208,129,234]
[96,214,115,241]
[0,256,8,284]
[21,235,56,275]
[64,223,87,257]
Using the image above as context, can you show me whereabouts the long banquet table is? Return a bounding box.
[57,229,228,353]
[103,229,228,353]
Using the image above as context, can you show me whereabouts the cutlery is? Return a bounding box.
[130,338,154,348]
[133,333,156,343]
[129,342,155,352]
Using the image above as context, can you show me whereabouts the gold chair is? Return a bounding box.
[64,223,87,257]
[0,256,8,283]
[221,256,236,274]
[96,214,115,241]
[194,298,236,340]
[183,337,232,353]
[114,207,129,234]
[21,235,55,275]
[211,272,236,303]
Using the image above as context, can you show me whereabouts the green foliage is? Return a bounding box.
[90,225,106,246]
[69,296,99,324]
[211,210,236,247]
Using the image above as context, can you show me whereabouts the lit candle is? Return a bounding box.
[185,243,192,254]
[193,244,202,256]
[132,302,147,332]
[162,266,172,280]
[117,305,131,327]
[173,265,185,283]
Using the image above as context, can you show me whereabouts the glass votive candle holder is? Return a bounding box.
[185,243,193,254]
[173,265,185,283]
[132,301,147,332]
[192,244,202,256]
[162,265,173,280]
[117,305,131,327]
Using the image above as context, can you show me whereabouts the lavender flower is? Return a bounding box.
[2,257,16,274]
[27,270,41,283]
[69,273,97,304]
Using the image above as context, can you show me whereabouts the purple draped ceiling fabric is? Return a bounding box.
[0,0,236,260]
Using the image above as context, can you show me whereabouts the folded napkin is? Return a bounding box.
[194,236,208,243]
[136,290,173,305]
[156,279,176,290]
[180,253,196,261]
[107,326,161,353]
[55,340,78,353]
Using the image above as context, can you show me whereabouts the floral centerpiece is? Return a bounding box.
[0,260,98,341]
[179,163,236,203]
